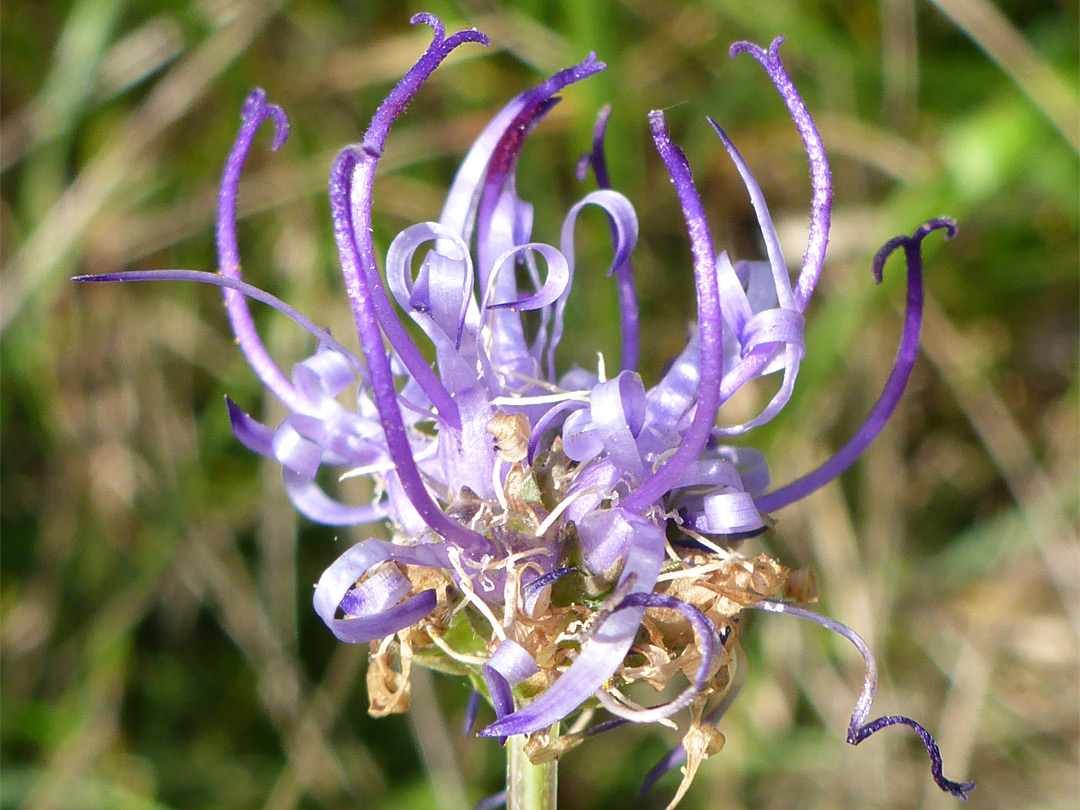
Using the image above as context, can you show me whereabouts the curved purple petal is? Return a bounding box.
[225,396,275,457]
[479,511,665,737]
[527,399,586,464]
[750,600,974,799]
[283,469,388,527]
[272,420,323,479]
[577,104,640,372]
[216,88,303,411]
[342,18,491,432]
[546,189,639,377]
[707,118,793,310]
[385,221,476,349]
[292,347,358,402]
[313,538,451,643]
[594,592,715,723]
[339,561,412,616]
[474,54,606,277]
[329,148,493,556]
[482,639,541,742]
[73,270,365,375]
[730,38,831,313]
[714,250,754,338]
[622,113,724,513]
[486,243,569,312]
[756,219,956,513]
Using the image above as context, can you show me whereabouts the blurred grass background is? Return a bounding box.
[1,0,1077,808]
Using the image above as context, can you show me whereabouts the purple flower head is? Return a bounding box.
[77,13,973,805]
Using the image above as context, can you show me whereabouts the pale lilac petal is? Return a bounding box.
[700,489,765,534]
[548,189,639,377]
[283,469,388,526]
[339,562,412,615]
[485,242,570,312]
[527,399,586,464]
[561,407,603,464]
[707,118,794,310]
[292,347,357,401]
[313,538,450,643]
[588,371,647,476]
[483,639,541,739]
[646,328,701,426]
[594,592,715,723]
[385,221,476,349]
[714,250,754,337]
[730,38,831,313]
[577,104,640,372]
[272,420,324,479]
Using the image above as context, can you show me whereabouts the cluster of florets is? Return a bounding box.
[80,12,973,806]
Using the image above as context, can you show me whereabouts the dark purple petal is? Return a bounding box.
[730,38,832,313]
[750,599,974,800]
[483,666,514,735]
[216,88,303,410]
[849,716,975,799]
[755,219,956,513]
[622,113,724,513]
[577,103,613,186]
[521,567,578,614]
[225,396,275,457]
[474,54,606,276]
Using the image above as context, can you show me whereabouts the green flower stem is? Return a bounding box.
[507,727,558,810]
